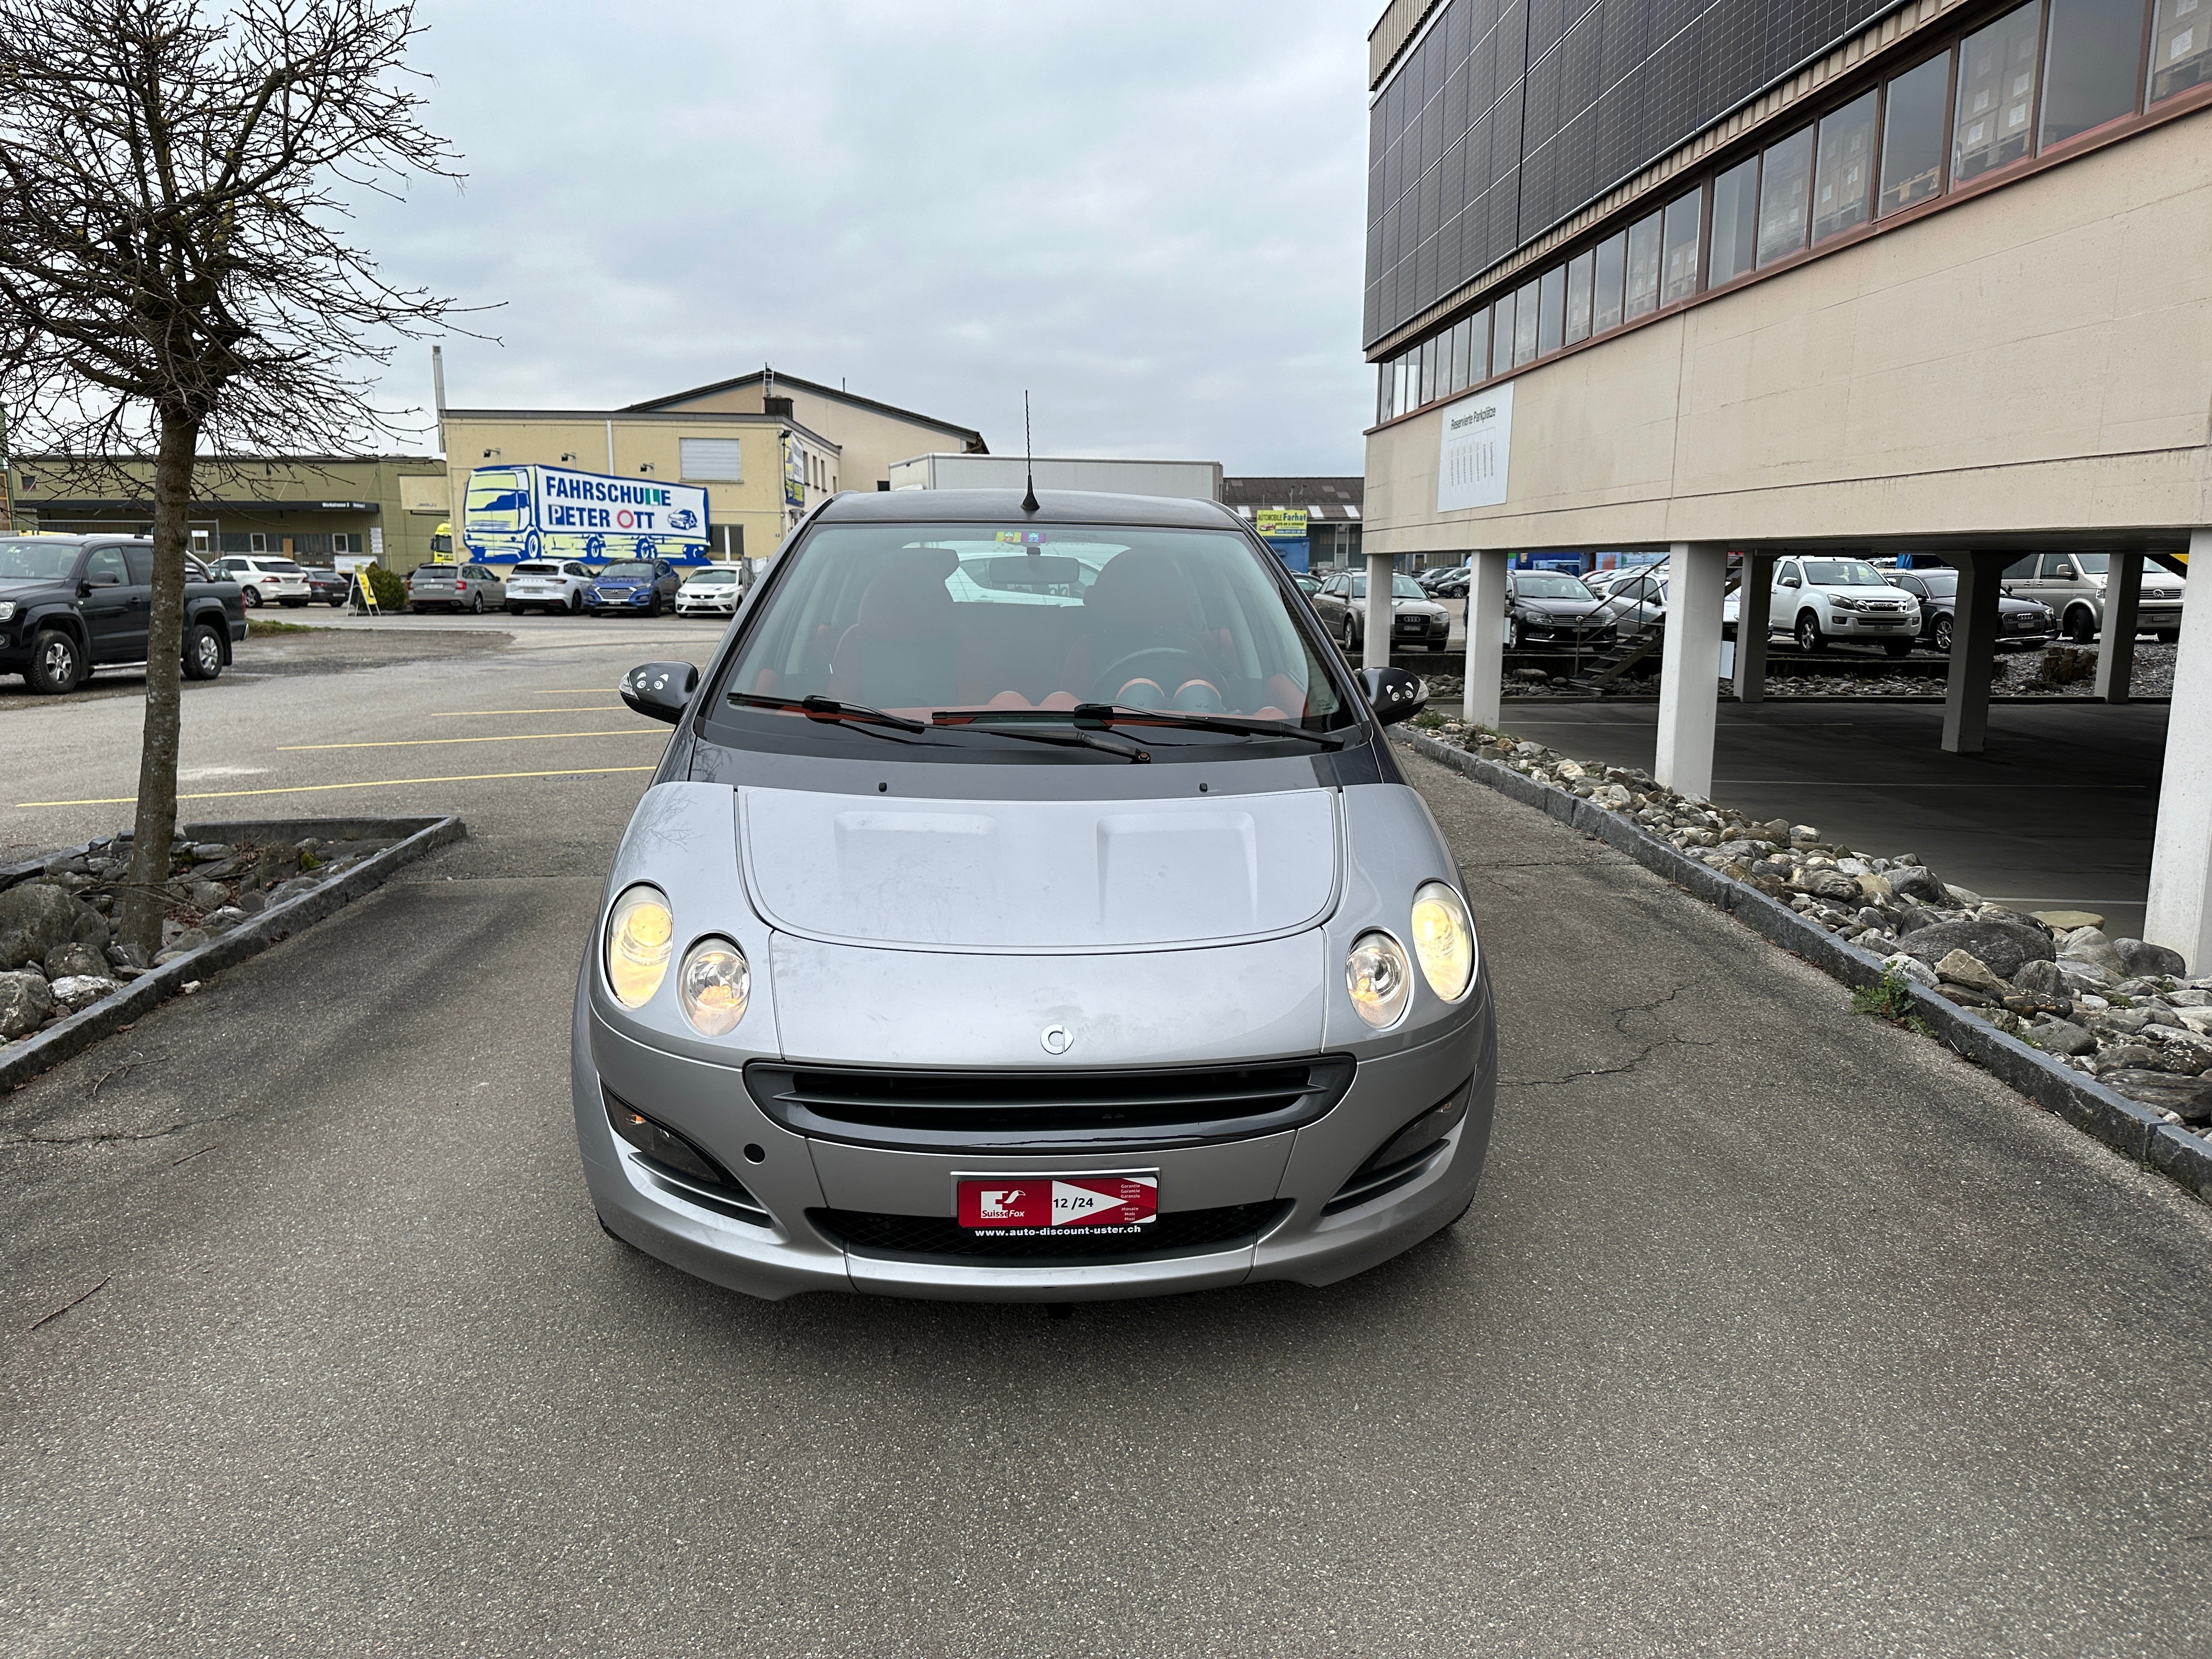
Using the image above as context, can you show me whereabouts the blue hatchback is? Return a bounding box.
[586,558,681,617]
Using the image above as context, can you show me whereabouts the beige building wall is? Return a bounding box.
[649,381,978,494]
[439,412,837,565]
[1365,109,2212,557]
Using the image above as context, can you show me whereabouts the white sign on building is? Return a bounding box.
[1437,381,1513,513]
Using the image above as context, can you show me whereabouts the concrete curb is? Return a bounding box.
[0,814,465,1093]
[1393,727,2212,1203]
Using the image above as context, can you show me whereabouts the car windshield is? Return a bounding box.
[1914,572,1957,596]
[2069,555,2109,574]
[597,562,656,579]
[685,569,737,584]
[714,521,1350,752]
[1514,572,1594,599]
[1348,575,1428,599]
[1803,560,1887,586]
[0,539,81,579]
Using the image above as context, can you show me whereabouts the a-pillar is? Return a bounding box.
[1733,553,1774,704]
[1364,548,1395,672]
[1654,542,1726,798]
[1940,552,2007,754]
[1462,549,1510,730]
[2096,552,2143,704]
[2145,529,2212,969]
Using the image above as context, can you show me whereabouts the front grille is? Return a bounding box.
[812,1201,1288,1263]
[746,1058,1355,1152]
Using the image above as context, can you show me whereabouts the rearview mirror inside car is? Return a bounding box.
[1357,665,1426,726]
[621,661,698,725]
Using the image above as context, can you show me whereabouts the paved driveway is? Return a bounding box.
[4,672,2209,1655]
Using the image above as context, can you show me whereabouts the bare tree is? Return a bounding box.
[0,0,467,956]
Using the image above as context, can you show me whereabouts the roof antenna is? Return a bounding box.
[1020,390,1040,514]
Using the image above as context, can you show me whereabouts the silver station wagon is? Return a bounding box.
[576,488,1497,1302]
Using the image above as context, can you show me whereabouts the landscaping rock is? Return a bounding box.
[2059,927,2128,979]
[2031,909,2104,931]
[0,969,56,1039]
[1944,883,1984,906]
[0,881,81,963]
[2100,1070,2212,1123]
[42,941,109,980]
[2001,991,2073,1020]
[1881,951,1939,989]
[1886,866,1948,905]
[2114,937,2187,979]
[1893,919,2055,981]
[1934,949,2010,995]
[0,928,36,973]
[2013,958,2068,997]
[2028,1018,2098,1057]
[188,880,229,911]
[48,974,118,1013]
[105,941,149,972]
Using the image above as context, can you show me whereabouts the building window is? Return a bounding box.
[1511,277,1539,365]
[1536,265,1566,356]
[713,523,744,558]
[1419,334,1438,405]
[1623,211,1662,318]
[2149,0,2212,104]
[1563,250,1594,345]
[679,437,744,482]
[332,533,354,556]
[1709,156,1759,284]
[2042,0,2145,149]
[1756,125,1814,265]
[1491,287,1517,377]
[1660,189,1701,303]
[1592,230,1627,334]
[1954,3,2042,185]
[1376,362,1391,425]
[1812,90,1878,242]
[1879,53,1951,215]
[1446,315,1469,394]
[249,532,267,554]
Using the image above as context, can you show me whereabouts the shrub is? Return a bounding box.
[364,565,407,610]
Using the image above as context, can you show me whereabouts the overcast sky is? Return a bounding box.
[364,1,1373,477]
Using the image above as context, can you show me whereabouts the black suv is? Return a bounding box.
[0,533,247,695]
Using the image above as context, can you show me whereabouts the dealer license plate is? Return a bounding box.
[956,1174,1158,1234]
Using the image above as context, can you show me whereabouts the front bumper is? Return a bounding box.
[574,969,1496,1303]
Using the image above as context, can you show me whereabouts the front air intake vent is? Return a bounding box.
[811,1201,1289,1263]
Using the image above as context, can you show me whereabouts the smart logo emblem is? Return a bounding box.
[1040,1024,1074,1055]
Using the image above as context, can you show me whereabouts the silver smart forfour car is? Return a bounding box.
[575,488,1497,1301]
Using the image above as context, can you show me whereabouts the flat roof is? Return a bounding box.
[819,487,1241,531]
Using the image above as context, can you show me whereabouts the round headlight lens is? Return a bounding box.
[1346,931,1413,1029]
[605,885,674,1008]
[679,937,750,1035]
[1409,881,1476,1002]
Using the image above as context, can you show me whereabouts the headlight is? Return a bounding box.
[1829,595,1861,611]
[679,937,749,1035]
[1409,882,1476,1001]
[605,884,673,1007]
[0,599,14,621]
[1346,931,1412,1029]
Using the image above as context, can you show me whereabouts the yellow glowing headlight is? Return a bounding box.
[1346,931,1413,1029]
[679,938,750,1036]
[1409,881,1476,1002]
[605,885,674,1008]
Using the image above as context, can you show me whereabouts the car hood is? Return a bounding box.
[591,575,653,588]
[739,785,1339,951]
[0,577,64,602]
[1514,596,1601,618]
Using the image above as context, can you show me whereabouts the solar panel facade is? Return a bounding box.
[1364,0,1897,349]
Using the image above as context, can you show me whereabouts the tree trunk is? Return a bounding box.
[116,408,200,959]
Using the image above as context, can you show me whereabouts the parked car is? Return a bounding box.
[1888,567,2055,653]
[505,559,596,615]
[583,486,1489,1302]
[1769,556,1920,655]
[1,533,245,694]
[302,565,351,606]
[1293,573,1323,596]
[1310,569,1453,653]
[675,562,747,617]
[405,560,507,614]
[2000,554,2185,644]
[1423,565,1471,599]
[585,558,684,617]
[212,554,312,609]
[1504,570,1617,651]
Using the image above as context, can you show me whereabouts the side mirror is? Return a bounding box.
[2052,564,2074,579]
[1357,665,1426,726]
[621,661,698,725]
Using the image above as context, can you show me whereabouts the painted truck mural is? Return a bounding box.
[459,465,710,565]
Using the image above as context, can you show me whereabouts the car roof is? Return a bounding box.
[814,487,1244,532]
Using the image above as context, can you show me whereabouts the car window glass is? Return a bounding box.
[1802,560,1886,586]
[1513,572,1594,599]
[2072,554,2108,575]
[123,546,155,584]
[83,547,127,585]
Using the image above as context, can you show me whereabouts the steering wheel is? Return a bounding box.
[1091,647,1201,706]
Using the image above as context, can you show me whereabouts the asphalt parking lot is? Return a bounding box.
[4,624,2209,1655]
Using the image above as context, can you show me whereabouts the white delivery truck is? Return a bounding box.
[458,464,710,565]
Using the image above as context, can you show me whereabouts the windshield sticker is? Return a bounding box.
[994,530,1046,546]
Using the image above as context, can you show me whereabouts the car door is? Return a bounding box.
[78,545,138,662]
[120,544,156,659]
[1771,561,1802,630]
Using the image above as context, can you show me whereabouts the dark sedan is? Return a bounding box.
[304,566,352,606]
[584,558,685,617]
[1506,570,1616,651]
[1889,568,2055,653]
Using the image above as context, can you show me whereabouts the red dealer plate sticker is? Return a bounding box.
[956,1175,1159,1234]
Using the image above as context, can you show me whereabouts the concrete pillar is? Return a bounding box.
[1654,542,1726,799]
[2096,552,2143,704]
[2145,528,2212,969]
[1364,548,1393,672]
[1733,554,1774,704]
[1462,549,1509,730]
[1941,552,2005,754]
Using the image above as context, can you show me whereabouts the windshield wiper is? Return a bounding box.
[1069,703,1345,747]
[930,712,1149,762]
[727,691,928,733]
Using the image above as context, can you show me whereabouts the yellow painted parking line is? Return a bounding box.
[279,730,667,751]
[432,707,625,716]
[18,765,657,809]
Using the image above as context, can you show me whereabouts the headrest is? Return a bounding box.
[1082,548,1189,627]
[856,558,955,636]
